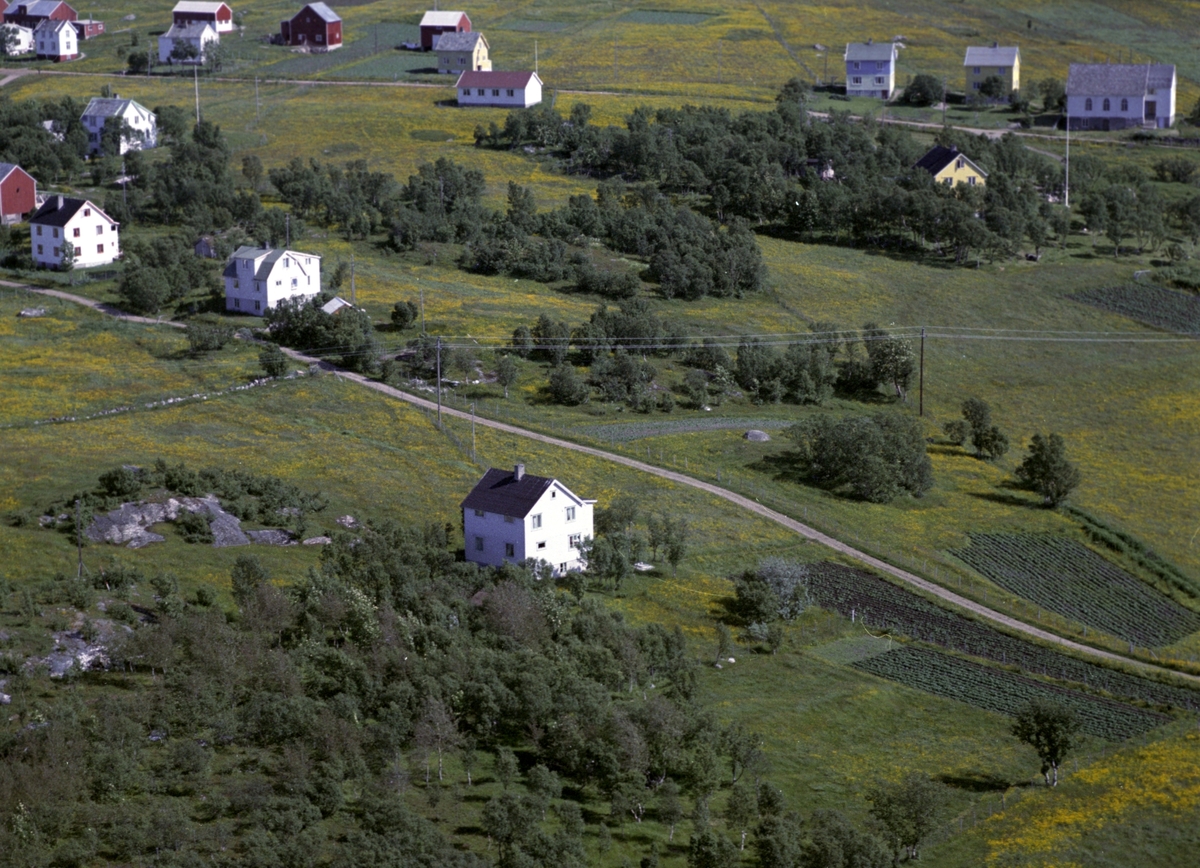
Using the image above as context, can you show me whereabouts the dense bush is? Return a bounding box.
[787,413,934,502]
[266,296,382,374]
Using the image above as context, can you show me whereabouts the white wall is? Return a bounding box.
[457,80,542,108]
[31,210,119,269]
[464,482,593,575]
[35,26,76,58]
[225,251,320,315]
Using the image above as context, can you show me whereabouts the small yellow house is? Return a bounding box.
[915,145,987,188]
[964,43,1020,95]
[435,30,490,74]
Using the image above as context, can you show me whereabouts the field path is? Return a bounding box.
[752,2,816,79]
[14,283,1200,689]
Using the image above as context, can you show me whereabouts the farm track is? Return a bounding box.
[0,66,1166,147]
[15,283,1200,691]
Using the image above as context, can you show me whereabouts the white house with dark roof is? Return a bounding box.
[1,22,34,55]
[435,30,489,73]
[33,17,75,60]
[28,195,119,268]
[1066,63,1176,130]
[80,97,157,155]
[223,245,321,315]
[844,40,896,99]
[158,20,217,64]
[462,464,595,576]
[455,70,542,108]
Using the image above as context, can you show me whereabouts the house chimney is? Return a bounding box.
[514,464,525,481]
[867,37,873,45]
[993,41,998,48]
[55,195,64,209]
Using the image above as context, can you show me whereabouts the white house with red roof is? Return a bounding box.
[462,464,594,575]
[455,70,543,108]
[171,1,233,34]
[29,195,119,269]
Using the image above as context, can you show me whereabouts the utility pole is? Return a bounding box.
[193,64,200,123]
[255,76,260,124]
[285,213,290,247]
[75,499,84,579]
[1064,106,1070,208]
[420,286,425,333]
[716,40,721,84]
[918,327,926,417]
[470,402,476,463]
[534,40,538,75]
[350,253,355,305]
[435,337,442,428]
[942,78,947,125]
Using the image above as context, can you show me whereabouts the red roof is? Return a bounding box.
[455,70,539,89]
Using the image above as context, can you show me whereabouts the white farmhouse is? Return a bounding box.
[2,23,35,56]
[462,464,595,576]
[28,195,119,269]
[158,21,218,64]
[33,18,76,61]
[455,70,542,108]
[80,97,157,155]
[223,245,321,315]
[1066,63,1176,131]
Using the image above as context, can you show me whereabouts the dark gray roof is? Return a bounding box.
[844,41,896,62]
[914,145,988,178]
[461,468,554,518]
[1067,63,1175,97]
[434,30,483,52]
[82,97,150,120]
[224,246,320,280]
[33,18,72,34]
[29,196,111,227]
[963,45,1019,67]
[303,2,340,23]
[22,0,70,16]
[162,21,215,38]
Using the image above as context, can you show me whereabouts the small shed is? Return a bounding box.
[419,9,469,51]
[194,235,217,258]
[455,70,543,108]
[280,2,341,51]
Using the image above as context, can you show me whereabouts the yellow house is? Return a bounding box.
[964,43,1020,95]
[915,145,988,188]
[435,31,491,74]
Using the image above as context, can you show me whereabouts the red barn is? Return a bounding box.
[172,1,233,33]
[280,2,341,51]
[418,9,468,51]
[0,163,37,224]
[3,0,76,29]
[0,1,9,19]
[72,17,103,38]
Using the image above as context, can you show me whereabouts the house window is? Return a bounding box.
[36,226,42,236]
[531,514,542,529]
[1103,98,1110,111]
[569,534,581,547]
[972,82,981,90]
[997,67,1006,74]
[506,89,515,97]
[504,542,515,558]
[852,61,860,70]
[97,244,103,253]
[96,225,103,234]
[73,227,80,237]
[942,178,952,185]
[53,247,60,256]
[851,76,862,85]
[52,228,59,238]
[972,66,980,74]
[491,89,500,96]
[37,244,43,254]
[956,158,965,169]
[1121,98,1128,111]
[874,76,884,85]
[475,536,484,551]
[476,88,485,96]
[474,509,485,517]
[234,298,240,308]
[537,541,547,550]
[461,89,469,96]
[254,300,261,311]
[1085,98,1093,111]
[504,515,514,523]
[565,506,575,521]
[84,208,90,216]
[291,278,298,287]
[73,246,81,256]
[876,61,884,70]
[233,279,239,289]
[968,177,976,186]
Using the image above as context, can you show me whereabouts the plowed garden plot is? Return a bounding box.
[853,646,1170,740]
[950,534,1200,647]
[1069,284,1200,335]
[808,563,1200,711]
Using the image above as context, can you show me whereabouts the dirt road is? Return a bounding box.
[16,284,1200,687]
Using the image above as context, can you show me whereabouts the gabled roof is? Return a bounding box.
[81,97,153,120]
[224,246,321,280]
[29,195,113,227]
[299,2,339,23]
[0,162,33,183]
[914,145,988,178]
[456,70,540,89]
[172,1,230,14]
[420,10,467,27]
[433,30,484,52]
[845,41,896,62]
[964,45,1019,67]
[1066,63,1175,97]
[20,0,71,17]
[33,17,72,34]
[461,467,577,518]
[162,21,216,39]
[320,296,353,315]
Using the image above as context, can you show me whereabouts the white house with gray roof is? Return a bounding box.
[33,18,75,60]
[462,465,594,576]
[845,40,897,99]
[1066,63,1176,130]
[223,246,321,315]
[158,20,218,64]
[80,97,157,155]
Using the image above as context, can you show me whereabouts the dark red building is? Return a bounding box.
[3,0,76,29]
[72,17,103,37]
[280,2,341,51]
[418,9,469,51]
[171,1,233,33]
[0,163,37,225]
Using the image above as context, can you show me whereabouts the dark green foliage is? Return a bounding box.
[0,96,88,183]
[185,322,234,354]
[267,296,382,374]
[175,509,213,544]
[1153,156,1196,184]
[1011,699,1082,786]
[230,554,269,607]
[391,299,419,329]
[1015,432,1081,506]
[800,810,891,868]
[1038,78,1066,112]
[954,397,1009,460]
[495,354,519,398]
[867,773,946,862]
[902,74,943,107]
[687,828,737,868]
[732,559,811,623]
[978,75,1008,101]
[787,413,934,502]
[861,324,915,400]
[117,234,221,315]
[548,364,589,405]
[259,343,290,378]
